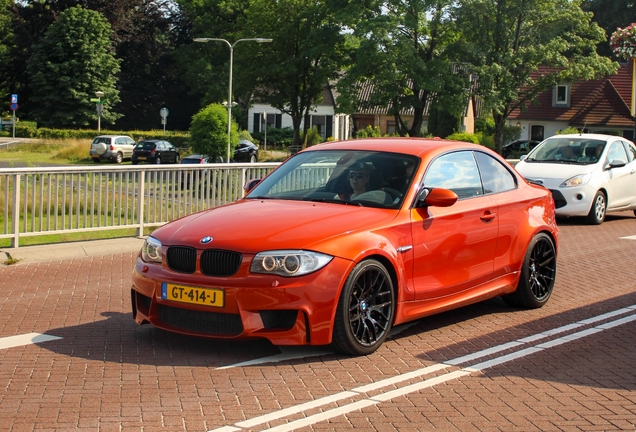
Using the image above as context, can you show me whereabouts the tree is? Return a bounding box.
[26,6,121,128]
[455,0,618,152]
[0,0,14,104]
[335,0,467,137]
[240,0,348,146]
[582,0,636,57]
[189,103,239,160]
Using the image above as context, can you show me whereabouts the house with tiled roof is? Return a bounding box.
[351,74,478,136]
[508,60,636,142]
[247,84,351,142]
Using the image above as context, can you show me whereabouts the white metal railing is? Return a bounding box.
[0,163,279,247]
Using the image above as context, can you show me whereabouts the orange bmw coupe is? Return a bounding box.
[131,138,559,355]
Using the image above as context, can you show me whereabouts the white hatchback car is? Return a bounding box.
[515,133,636,224]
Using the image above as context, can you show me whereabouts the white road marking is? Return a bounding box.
[0,332,62,350]
[208,304,636,432]
[620,235,636,240]
[217,323,419,370]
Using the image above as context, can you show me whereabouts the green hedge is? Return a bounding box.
[13,125,191,147]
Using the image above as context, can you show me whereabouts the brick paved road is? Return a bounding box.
[1,213,635,431]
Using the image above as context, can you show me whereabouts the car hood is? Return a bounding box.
[153,199,397,254]
[516,161,596,180]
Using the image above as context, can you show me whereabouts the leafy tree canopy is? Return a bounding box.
[455,0,618,151]
[240,0,349,146]
[582,0,636,57]
[27,6,121,128]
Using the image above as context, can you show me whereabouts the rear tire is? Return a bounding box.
[586,191,606,225]
[115,152,123,164]
[155,157,162,165]
[503,233,556,309]
[132,160,138,165]
[332,259,395,356]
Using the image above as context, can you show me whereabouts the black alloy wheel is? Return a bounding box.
[504,233,556,309]
[332,259,395,356]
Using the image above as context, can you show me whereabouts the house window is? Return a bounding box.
[552,84,570,107]
[311,115,326,140]
[530,125,544,141]
[387,121,396,135]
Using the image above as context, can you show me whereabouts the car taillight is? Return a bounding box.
[150,149,156,154]
[110,144,114,150]
[199,159,204,163]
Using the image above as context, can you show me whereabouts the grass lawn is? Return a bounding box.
[0,138,288,166]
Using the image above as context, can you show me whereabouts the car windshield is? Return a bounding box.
[525,137,606,165]
[181,157,206,164]
[246,150,419,209]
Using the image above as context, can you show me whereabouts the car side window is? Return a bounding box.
[474,152,516,194]
[621,141,636,162]
[423,151,483,199]
[607,142,628,163]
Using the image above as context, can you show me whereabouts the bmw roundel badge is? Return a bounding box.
[200,236,213,244]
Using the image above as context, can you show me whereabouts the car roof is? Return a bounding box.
[94,135,131,138]
[301,137,488,158]
[183,154,209,158]
[544,133,628,142]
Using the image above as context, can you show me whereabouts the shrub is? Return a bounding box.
[446,132,480,144]
[189,103,239,159]
[355,125,382,138]
[252,127,294,148]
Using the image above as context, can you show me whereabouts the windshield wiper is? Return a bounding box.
[304,197,362,206]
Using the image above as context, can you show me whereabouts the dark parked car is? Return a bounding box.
[233,140,258,163]
[179,154,213,188]
[502,139,540,158]
[132,140,180,165]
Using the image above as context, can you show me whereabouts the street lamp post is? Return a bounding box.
[193,37,272,163]
[95,91,104,132]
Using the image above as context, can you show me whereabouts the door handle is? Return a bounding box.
[480,212,496,223]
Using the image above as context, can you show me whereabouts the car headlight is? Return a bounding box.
[560,173,592,188]
[141,236,163,264]
[251,250,333,277]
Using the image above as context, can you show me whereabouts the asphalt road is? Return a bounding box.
[0,213,635,431]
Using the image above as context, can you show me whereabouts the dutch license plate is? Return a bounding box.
[162,283,224,307]
[138,156,146,160]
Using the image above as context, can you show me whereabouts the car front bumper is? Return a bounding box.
[131,255,354,346]
[547,184,597,217]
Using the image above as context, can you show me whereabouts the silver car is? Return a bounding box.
[90,135,136,164]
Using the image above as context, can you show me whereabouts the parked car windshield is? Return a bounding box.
[526,137,606,164]
[246,150,419,209]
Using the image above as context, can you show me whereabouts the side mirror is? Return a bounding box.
[519,155,528,162]
[607,159,627,169]
[415,187,458,208]
[244,178,261,194]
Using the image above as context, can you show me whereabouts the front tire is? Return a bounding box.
[504,233,556,309]
[249,154,257,163]
[586,191,606,225]
[332,259,395,356]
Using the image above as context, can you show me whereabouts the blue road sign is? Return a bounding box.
[11,94,17,104]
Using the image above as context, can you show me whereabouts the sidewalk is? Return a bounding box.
[0,237,145,265]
